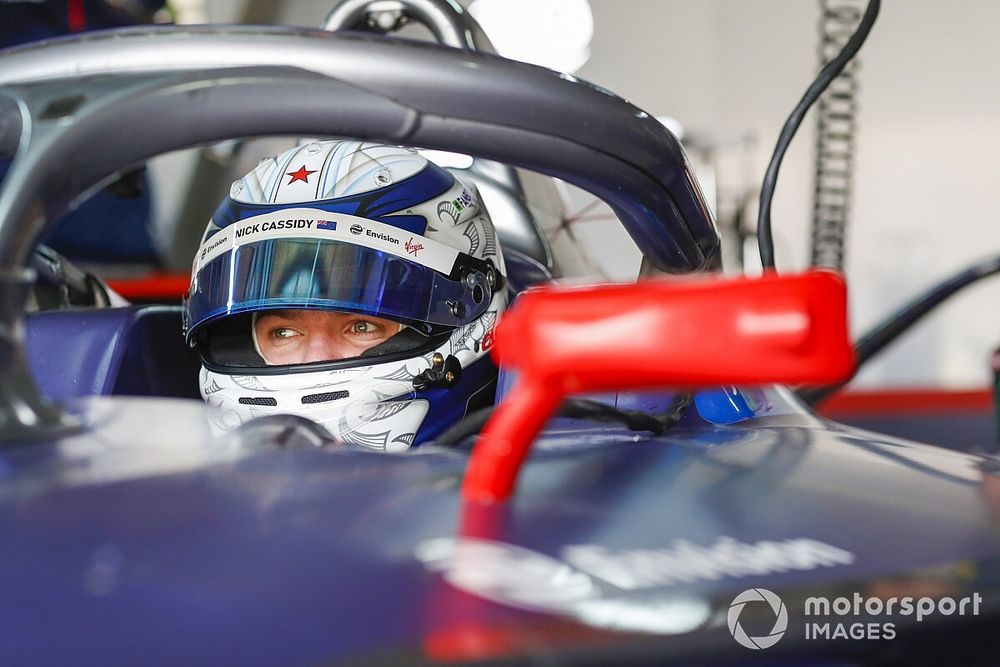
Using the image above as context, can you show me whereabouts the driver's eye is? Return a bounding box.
[351,320,380,335]
[273,327,298,339]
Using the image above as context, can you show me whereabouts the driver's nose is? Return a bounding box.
[301,331,351,363]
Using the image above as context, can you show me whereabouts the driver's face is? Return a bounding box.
[254,309,402,365]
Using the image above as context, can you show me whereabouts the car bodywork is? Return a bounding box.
[1,21,999,667]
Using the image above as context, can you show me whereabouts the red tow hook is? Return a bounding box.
[461,270,855,503]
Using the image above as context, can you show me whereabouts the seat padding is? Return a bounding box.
[26,306,201,402]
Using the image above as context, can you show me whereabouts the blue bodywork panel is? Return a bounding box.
[1,396,998,664]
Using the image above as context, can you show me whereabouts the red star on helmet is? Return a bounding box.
[286,165,317,185]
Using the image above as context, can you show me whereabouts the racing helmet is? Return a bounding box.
[184,140,507,451]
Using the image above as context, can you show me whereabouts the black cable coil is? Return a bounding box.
[810,0,865,270]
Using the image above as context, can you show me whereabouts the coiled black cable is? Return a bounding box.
[811,0,866,270]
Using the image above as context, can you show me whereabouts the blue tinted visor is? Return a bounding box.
[185,237,497,341]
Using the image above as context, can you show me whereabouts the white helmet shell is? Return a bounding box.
[188,140,507,449]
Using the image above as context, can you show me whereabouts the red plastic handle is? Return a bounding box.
[462,270,855,502]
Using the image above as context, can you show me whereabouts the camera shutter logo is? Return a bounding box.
[728,588,788,649]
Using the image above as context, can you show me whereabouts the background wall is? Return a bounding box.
[192,0,1000,390]
[575,0,1000,390]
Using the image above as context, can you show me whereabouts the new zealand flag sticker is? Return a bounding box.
[316,219,338,231]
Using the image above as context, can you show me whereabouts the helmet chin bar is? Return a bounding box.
[199,299,505,450]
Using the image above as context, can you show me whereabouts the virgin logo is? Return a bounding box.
[405,237,424,256]
[482,329,495,351]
